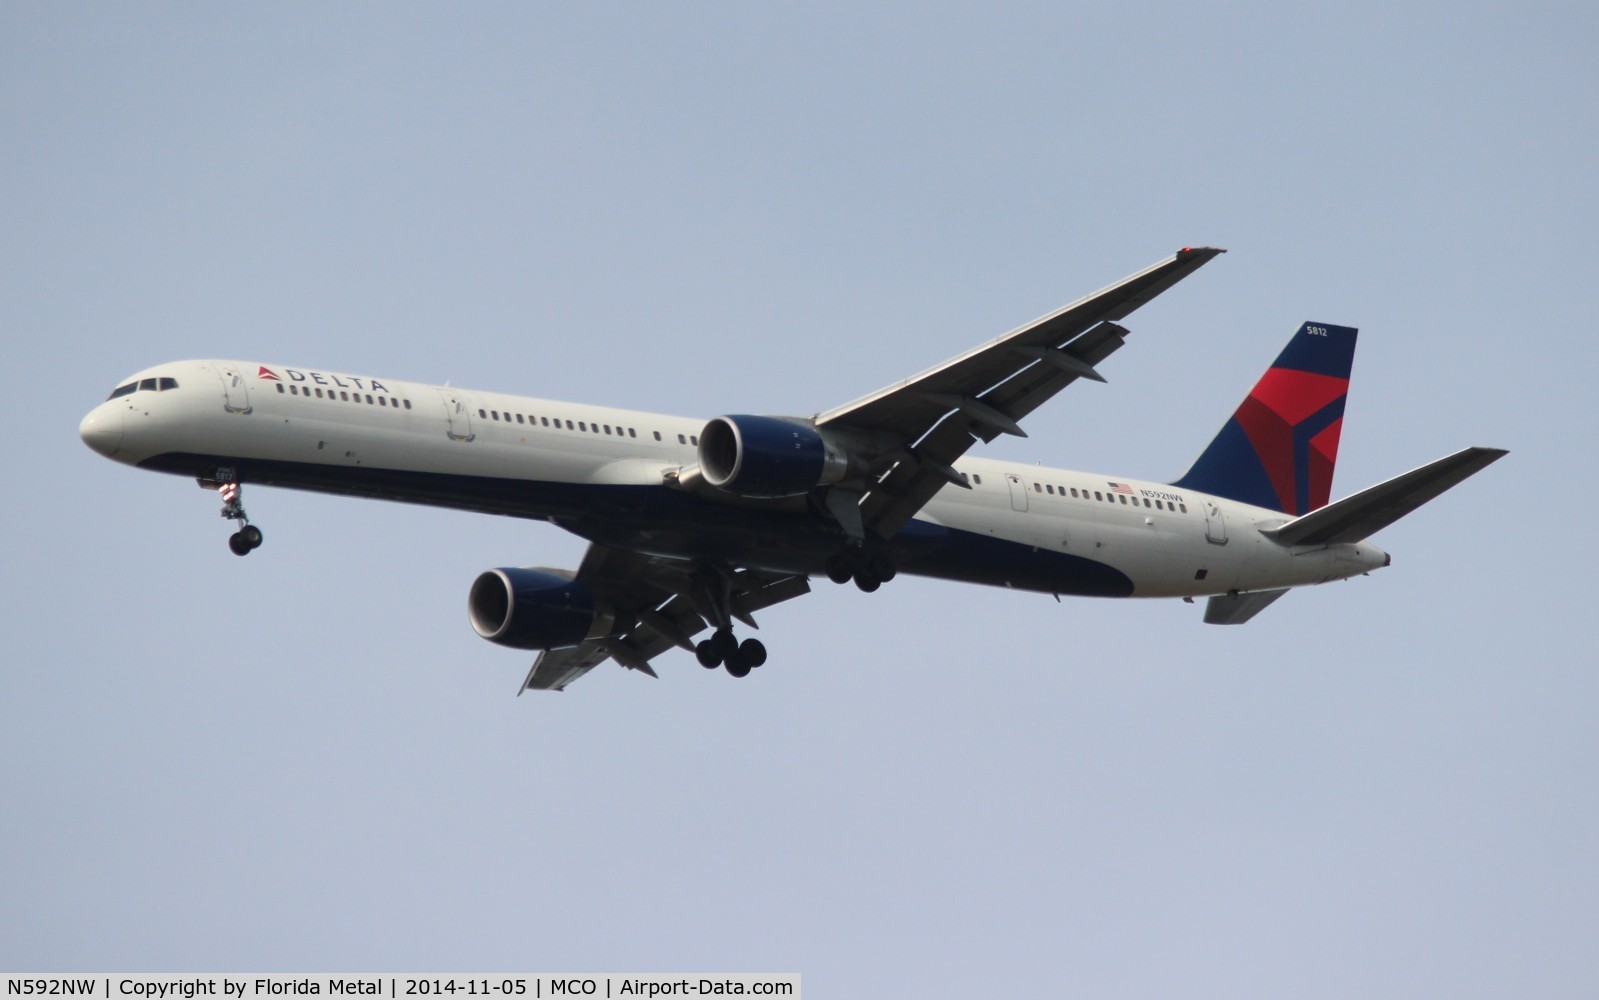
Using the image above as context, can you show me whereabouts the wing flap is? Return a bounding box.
[860,321,1131,537]
[517,544,813,693]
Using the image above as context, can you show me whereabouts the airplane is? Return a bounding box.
[78,247,1506,692]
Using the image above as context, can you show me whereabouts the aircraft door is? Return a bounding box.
[216,365,251,413]
[437,389,475,441]
[1005,473,1029,512]
[1202,499,1228,545]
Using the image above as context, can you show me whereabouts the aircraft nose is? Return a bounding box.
[79,405,124,458]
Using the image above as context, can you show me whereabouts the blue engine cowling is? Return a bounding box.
[468,568,596,650]
[698,414,851,498]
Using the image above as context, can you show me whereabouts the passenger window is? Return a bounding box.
[603,425,612,435]
[1033,482,1041,493]
[973,475,981,485]
[1143,498,1150,507]
[578,421,587,432]
[628,428,637,438]
[1180,503,1188,514]
[478,409,487,418]
[1119,495,1128,504]
[276,384,285,394]
[1094,491,1103,501]
[1154,500,1163,510]
[404,399,412,409]
[691,436,698,446]
[566,420,574,430]
[678,434,687,444]
[365,394,374,404]
[653,431,662,441]
[515,414,523,423]
[1070,487,1079,498]
[341,391,349,401]
[1046,485,1054,495]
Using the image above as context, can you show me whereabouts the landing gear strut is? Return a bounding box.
[688,565,768,678]
[213,475,264,556]
[826,544,895,592]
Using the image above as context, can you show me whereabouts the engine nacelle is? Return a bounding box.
[698,414,851,498]
[468,568,596,650]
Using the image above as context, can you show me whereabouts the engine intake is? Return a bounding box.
[698,414,851,498]
[468,568,596,650]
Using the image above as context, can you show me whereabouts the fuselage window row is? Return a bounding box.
[475,406,652,440]
[1028,479,1187,514]
[276,383,413,409]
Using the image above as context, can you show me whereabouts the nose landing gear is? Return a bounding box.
[208,474,264,556]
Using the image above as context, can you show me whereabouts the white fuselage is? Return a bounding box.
[79,360,1389,599]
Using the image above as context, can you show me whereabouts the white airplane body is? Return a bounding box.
[79,249,1505,691]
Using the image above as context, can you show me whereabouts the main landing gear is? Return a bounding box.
[210,474,264,556]
[694,628,768,678]
[687,564,768,679]
[825,544,896,592]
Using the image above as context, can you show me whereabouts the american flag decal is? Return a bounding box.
[1107,482,1135,494]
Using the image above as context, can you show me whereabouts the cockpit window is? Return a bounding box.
[108,376,180,400]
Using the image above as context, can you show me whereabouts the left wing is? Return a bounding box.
[817,247,1225,540]
[520,543,811,693]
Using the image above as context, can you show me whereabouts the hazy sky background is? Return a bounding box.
[4,3,1595,996]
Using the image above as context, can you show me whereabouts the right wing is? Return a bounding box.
[520,543,811,693]
[816,247,1225,540]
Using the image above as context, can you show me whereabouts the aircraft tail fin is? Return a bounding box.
[1261,447,1507,547]
[1173,322,1358,515]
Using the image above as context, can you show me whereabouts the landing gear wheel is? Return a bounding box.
[725,657,752,679]
[738,638,767,669]
[853,571,881,593]
[228,532,253,556]
[239,524,263,550]
[712,628,738,661]
[825,551,855,585]
[696,639,723,669]
[867,550,896,582]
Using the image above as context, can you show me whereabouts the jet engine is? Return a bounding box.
[468,568,597,650]
[698,414,852,498]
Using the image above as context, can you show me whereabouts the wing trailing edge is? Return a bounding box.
[1261,447,1507,548]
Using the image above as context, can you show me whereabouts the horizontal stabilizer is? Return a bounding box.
[1262,447,1507,547]
[1204,588,1289,625]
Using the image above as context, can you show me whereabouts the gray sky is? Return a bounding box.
[4,3,1595,996]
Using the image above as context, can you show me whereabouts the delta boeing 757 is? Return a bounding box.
[78,248,1505,692]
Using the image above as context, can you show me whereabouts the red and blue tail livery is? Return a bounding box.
[1174,322,1358,515]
